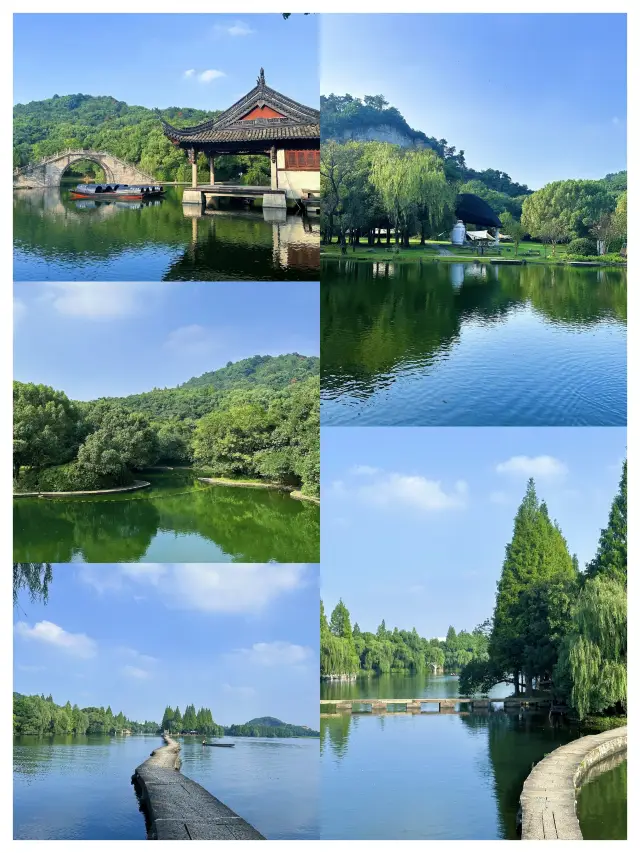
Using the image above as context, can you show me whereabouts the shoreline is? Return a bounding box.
[13,480,151,498]
[320,249,626,269]
[132,734,265,840]
[198,477,320,504]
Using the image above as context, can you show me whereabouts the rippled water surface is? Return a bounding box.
[14,734,318,840]
[14,187,319,281]
[577,754,627,840]
[13,470,319,563]
[321,260,626,426]
[321,674,580,840]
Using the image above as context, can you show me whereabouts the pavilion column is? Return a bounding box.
[188,148,198,188]
[270,146,278,189]
[209,155,215,186]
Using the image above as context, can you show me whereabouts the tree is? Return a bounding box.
[612,191,627,245]
[161,706,174,732]
[521,179,615,243]
[555,576,626,718]
[173,706,183,733]
[499,211,526,255]
[585,460,627,586]
[590,212,617,255]
[182,704,198,732]
[490,479,577,693]
[13,382,83,478]
[13,563,53,606]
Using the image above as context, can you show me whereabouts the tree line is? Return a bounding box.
[161,704,222,736]
[14,93,270,184]
[460,461,626,721]
[13,692,159,736]
[320,599,489,678]
[321,93,627,258]
[13,354,320,498]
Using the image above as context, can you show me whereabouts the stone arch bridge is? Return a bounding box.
[13,149,157,189]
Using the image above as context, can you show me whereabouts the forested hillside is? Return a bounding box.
[13,93,270,183]
[224,717,320,738]
[13,692,159,735]
[13,354,320,497]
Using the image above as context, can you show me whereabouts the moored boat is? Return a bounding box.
[70,183,164,200]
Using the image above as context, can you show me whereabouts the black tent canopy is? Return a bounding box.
[455,193,501,228]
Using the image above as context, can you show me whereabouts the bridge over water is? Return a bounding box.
[13,149,157,189]
[321,697,554,716]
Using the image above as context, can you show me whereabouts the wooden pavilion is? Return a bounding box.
[161,68,320,207]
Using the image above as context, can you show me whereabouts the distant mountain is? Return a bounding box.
[224,717,319,738]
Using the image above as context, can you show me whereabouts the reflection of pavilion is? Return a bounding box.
[161,69,319,214]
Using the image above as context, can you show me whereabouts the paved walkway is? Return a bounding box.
[133,735,265,840]
[519,726,627,840]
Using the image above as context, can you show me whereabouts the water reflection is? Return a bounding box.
[13,472,320,563]
[14,187,319,280]
[321,260,627,426]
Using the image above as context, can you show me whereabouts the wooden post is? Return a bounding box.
[209,155,215,186]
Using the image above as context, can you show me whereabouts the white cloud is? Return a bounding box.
[15,621,97,659]
[496,455,568,480]
[183,69,195,78]
[235,641,313,667]
[222,683,256,697]
[122,665,150,680]
[359,473,468,512]
[117,646,158,665]
[199,69,226,83]
[350,465,379,476]
[14,298,26,324]
[40,283,161,320]
[489,490,510,505]
[164,324,225,357]
[216,21,254,37]
[79,564,309,613]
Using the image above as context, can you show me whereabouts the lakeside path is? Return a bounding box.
[132,735,265,840]
[519,725,627,840]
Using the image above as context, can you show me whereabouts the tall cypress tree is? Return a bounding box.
[585,460,627,586]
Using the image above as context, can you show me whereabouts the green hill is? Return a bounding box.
[13,93,268,183]
[224,717,320,738]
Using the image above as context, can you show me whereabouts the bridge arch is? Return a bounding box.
[13,149,157,189]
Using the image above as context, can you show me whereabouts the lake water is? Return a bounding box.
[577,753,627,840]
[13,470,319,563]
[321,260,627,426]
[13,734,318,840]
[320,674,579,840]
[14,186,319,281]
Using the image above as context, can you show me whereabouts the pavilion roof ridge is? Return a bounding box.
[160,70,319,140]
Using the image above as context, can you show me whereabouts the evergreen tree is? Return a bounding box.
[173,706,183,733]
[161,705,174,732]
[585,460,627,586]
[182,704,197,731]
[329,599,353,639]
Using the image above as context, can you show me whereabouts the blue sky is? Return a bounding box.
[321,427,626,639]
[321,14,627,189]
[13,282,319,400]
[14,564,319,728]
[14,14,318,110]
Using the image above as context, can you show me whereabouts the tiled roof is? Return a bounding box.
[161,68,320,146]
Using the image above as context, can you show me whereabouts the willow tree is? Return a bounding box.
[13,563,53,606]
[556,575,627,719]
[585,459,626,586]
[369,144,452,246]
[320,599,360,677]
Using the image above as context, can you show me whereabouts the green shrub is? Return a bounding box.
[567,237,597,256]
[15,463,133,492]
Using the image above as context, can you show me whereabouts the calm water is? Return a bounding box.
[320,674,579,840]
[14,734,318,840]
[321,260,627,426]
[577,754,627,840]
[14,186,319,281]
[13,470,319,563]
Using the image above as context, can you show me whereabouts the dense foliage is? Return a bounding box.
[13,563,53,606]
[320,599,489,678]
[13,692,159,735]
[161,704,223,736]
[14,93,270,184]
[459,462,627,719]
[13,354,320,497]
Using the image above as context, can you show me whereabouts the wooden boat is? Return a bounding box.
[203,742,235,748]
[70,183,164,200]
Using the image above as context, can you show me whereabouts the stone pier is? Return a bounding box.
[132,735,265,840]
[518,726,627,840]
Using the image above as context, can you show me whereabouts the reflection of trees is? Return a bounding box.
[321,261,627,397]
[13,563,52,606]
[13,475,319,563]
[320,715,353,760]
[459,712,578,839]
[13,734,111,776]
[577,757,626,840]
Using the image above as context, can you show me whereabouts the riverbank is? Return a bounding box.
[13,480,151,498]
[132,735,265,840]
[198,477,320,504]
[321,244,626,268]
[518,725,627,840]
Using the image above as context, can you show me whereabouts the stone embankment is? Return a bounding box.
[518,725,627,840]
[13,480,151,498]
[132,735,265,840]
[198,477,320,504]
